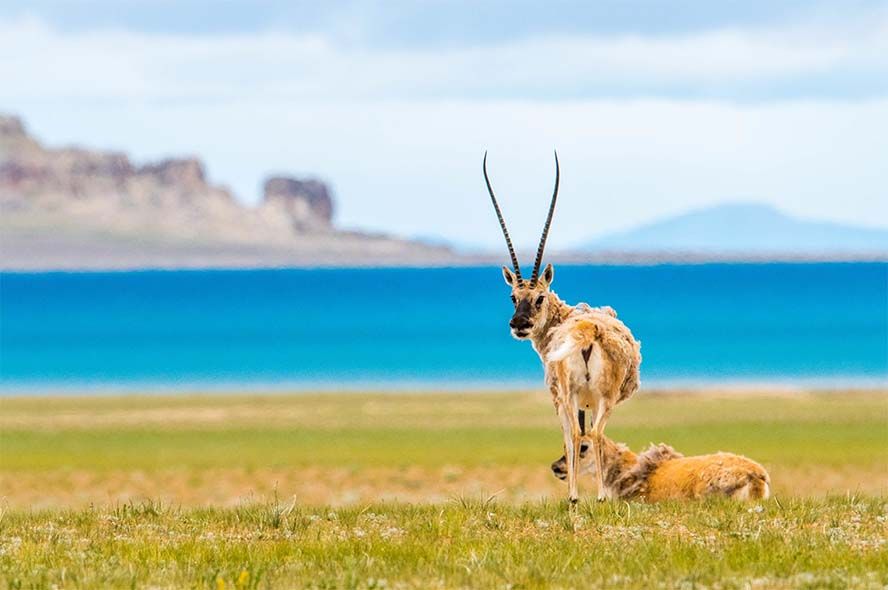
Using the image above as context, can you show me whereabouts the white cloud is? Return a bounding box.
[1,14,887,102]
[2,16,887,249]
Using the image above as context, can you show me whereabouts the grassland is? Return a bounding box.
[1,389,886,588]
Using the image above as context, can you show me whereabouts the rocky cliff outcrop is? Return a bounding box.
[0,115,340,242]
[0,115,25,136]
[0,114,455,269]
[262,177,333,230]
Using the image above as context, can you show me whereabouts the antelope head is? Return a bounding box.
[551,439,593,480]
[483,151,560,340]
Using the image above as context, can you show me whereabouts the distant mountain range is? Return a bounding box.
[581,203,888,257]
[2,113,884,269]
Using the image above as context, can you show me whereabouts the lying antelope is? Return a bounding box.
[483,152,641,503]
[551,435,771,502]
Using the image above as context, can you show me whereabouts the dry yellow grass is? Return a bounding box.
[3,464,887,510]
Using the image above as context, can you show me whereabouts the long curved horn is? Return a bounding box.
[531,150,560,284]
[483,151,522,278]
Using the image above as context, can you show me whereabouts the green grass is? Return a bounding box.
[2,391,886,470]
[2,497,886,589]
[1,390,886,588]
[2,420,885,471]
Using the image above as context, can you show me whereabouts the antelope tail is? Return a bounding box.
[549,320,600,362]
[748,472,771,500]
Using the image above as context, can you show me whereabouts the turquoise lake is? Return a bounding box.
[1,263,886,392]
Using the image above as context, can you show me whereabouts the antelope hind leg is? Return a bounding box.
[553,361,582,505]
[591,400,613,502]
[556,402,580,504]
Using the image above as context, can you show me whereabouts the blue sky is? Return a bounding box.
[2,1,887,249]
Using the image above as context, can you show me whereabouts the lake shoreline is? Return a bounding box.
[1,383,886,399]
[3,252,888,272]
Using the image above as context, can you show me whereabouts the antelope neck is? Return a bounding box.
[530,292,572,357]
[598,437,638,495]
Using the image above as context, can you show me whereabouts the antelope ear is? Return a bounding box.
[539,263,554,288]
[502,266,517,286]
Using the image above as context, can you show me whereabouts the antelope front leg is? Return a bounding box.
[590,400,613,501]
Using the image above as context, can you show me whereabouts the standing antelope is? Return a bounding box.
[483,151,641,504]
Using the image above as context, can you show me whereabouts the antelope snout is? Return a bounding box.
[509,316,531,330]
[509,316,533,338]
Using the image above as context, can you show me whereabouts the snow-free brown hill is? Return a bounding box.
[0,115,456,269]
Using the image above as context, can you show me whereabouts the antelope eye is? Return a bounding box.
[535,295,545,307]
